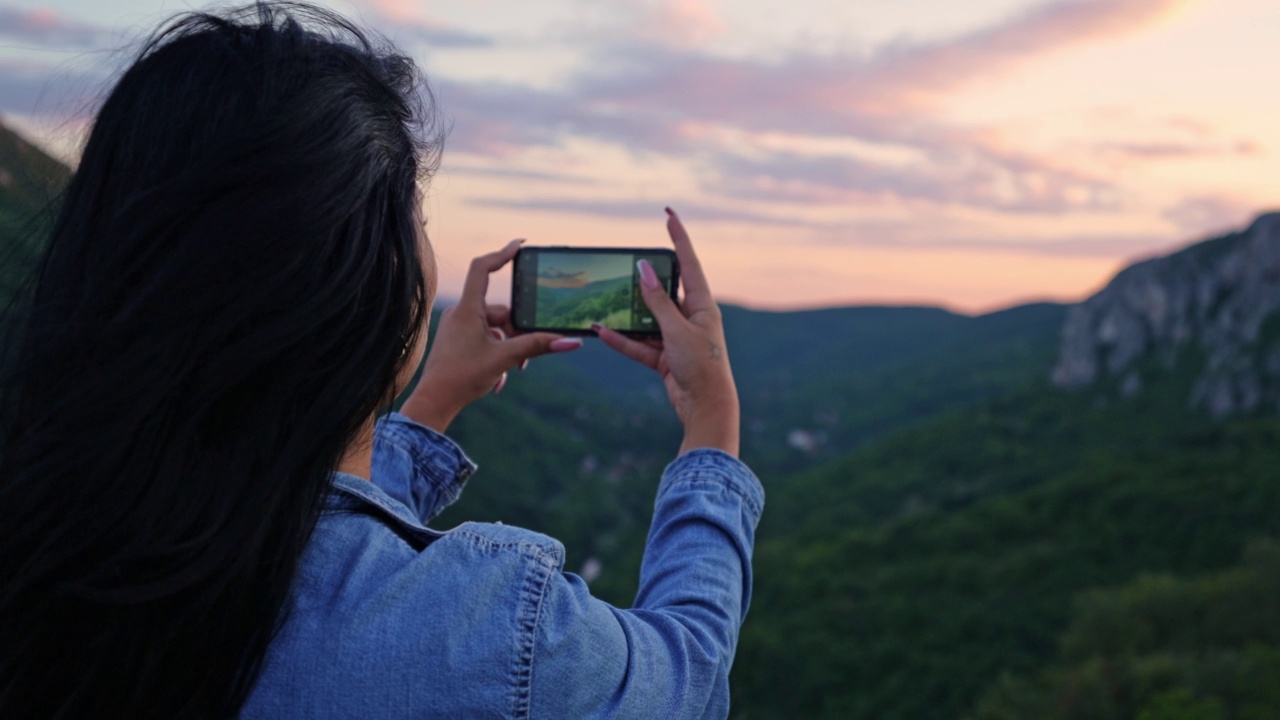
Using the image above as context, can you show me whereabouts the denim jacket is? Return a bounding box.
[241,412,764,719]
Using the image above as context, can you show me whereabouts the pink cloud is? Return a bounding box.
[0,7,110,48]
[433,0,1191,216]
[359,0,491,48]
[863,0,1188,111]
[632,0,727,48]
[1092,140,1261,160]
[364,0,419,24]
[1161,194,1257,235]
[580,0,1188,126]
[706,144,1118,213]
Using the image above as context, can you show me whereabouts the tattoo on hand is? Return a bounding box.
[709,341,724,361]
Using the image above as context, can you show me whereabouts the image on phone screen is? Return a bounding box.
[512,248,677,335]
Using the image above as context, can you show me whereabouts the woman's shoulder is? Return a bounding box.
[316,478,565,566]
[244,506,568,718]
[305,496,567,609]
[436,520,566,567]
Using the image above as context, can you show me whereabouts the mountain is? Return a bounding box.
[1054,212,1280,417]
[972,537,1280,719]
[426,296,1068,600]
[0,121,67,240]
[536,274,631,300]
[534,274,633,328]
[731,214,1280,719]
[527,301,1068,476]
[7,115,1279,720]
[0,121,68,333]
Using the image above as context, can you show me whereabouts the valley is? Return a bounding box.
[4,119,1279,719]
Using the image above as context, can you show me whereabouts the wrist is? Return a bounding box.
[679,403,740,458]
[399,388,461,434]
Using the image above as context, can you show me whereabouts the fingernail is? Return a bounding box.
[664,207,674,217]
[637,259,660,290]
[493,372,508,394]
[507,238,525,249]
[519,358,529,371]
[549,338,583,353]
[590,323,604,334]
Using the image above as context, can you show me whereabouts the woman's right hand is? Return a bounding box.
[594,208,740,457]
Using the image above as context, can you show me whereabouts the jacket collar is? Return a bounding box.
[328,472,446,546]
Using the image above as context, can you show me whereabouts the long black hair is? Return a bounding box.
[0,3,441,716]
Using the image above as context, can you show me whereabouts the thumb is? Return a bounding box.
[502,332,584,366]
[636,259,684,331]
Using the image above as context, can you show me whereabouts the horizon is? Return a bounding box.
[1,0,1276,312]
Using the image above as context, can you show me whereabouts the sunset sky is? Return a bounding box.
[1,0,1276,312]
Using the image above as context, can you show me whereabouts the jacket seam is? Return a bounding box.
[380,416,475,486]
[381,428,453,485]
[452,528,563,560]
[660,475,764,519]
[511,547,556,719]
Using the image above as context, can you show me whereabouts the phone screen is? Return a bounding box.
[512,248,678,336]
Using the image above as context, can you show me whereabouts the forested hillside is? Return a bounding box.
[518,301,1068,477]
[730,219,1280,718]
[736,375,1280,718]
[0,123,67,302]
[0,123,67,231]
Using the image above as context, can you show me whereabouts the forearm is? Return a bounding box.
[528,450,763,718]
[636,449,762,623]
[628,449,763,716]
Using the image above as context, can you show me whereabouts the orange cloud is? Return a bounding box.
[364,0,420,23]
[634,0,727,47]
[537,270,589,289]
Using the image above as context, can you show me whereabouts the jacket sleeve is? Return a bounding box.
[370,412,477,525]
[526,449,764,719]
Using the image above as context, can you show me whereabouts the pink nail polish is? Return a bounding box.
[493,372,508,394]
[637,259,660,290]
[519,358,529,371]
[549,338,583,353]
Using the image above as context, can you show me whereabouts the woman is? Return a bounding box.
[0,3,761,718]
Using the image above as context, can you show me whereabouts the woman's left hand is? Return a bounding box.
[400,240,582,433]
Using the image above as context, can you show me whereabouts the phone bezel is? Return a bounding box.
[510,246,680,338]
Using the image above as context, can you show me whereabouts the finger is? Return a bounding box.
[485,304,511,326]
[493,371,508,394]
[488,327,506,342]
[593,323,661,370]
[665,208,714,312]
[459,239,525,308]
[636,258,686,333]
[486,304,518,338]
[501,332,583,366]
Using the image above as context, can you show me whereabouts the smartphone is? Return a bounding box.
[511,246,680,337]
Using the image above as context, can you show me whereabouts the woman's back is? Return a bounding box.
[0,4,760,718]
[239,413,761,719]
[0,5,438,716]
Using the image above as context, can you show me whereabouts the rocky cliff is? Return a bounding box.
[1052,212,1280,417]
